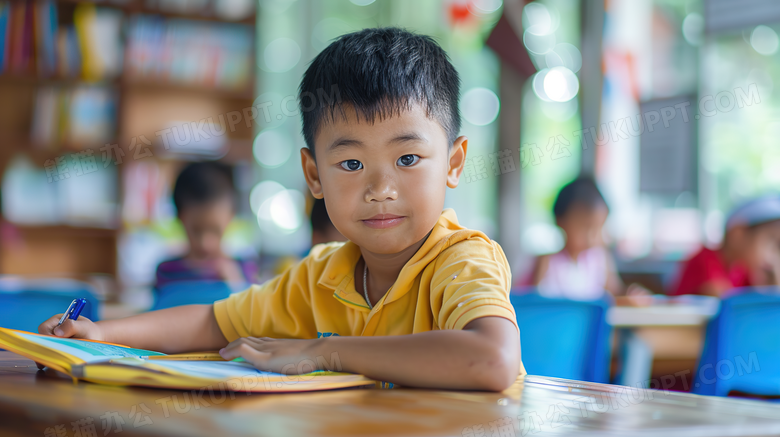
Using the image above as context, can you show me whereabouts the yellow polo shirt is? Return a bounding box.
[214,209,522,372]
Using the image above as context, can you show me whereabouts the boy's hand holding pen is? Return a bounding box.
[38,300,104,342]
[35,298,104,369]
[35,298,243,369]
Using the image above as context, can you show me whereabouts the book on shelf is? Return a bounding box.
[0,0,122,79]
[1,154,119,227]
[34,0,58,76]
[126,15,252,91]
[31,85,117,148]
[1,0,253,92]
[0,2,7,71]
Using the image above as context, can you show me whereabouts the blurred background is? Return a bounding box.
[1,0,779,394]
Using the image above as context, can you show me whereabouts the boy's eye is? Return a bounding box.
[397,154,420,167]
[340,160,363,171]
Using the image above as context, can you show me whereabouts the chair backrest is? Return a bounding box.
[152,281,233,311]
[0,278,99,333]
[509,292,612,383]
[693,288,780,397]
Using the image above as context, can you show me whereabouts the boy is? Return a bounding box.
[38,28,522,391]
[156,162,256,287]
[672,195,780,296]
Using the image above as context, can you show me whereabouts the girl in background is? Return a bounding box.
[522,178,646,300]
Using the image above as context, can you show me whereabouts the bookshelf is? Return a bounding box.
[0,0,256,299]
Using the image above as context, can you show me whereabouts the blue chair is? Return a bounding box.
[0,278,100,333]
[510,292,612,383]
[152,280,234,311]
[692,288,780,397]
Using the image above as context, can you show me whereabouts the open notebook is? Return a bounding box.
[0,328,374,392]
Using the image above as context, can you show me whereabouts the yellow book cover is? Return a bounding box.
[0,328,374,392]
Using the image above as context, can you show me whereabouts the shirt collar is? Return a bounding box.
[316,240,369,310]
[316,209,488,308]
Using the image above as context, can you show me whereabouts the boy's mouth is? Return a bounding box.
[362,214,406,229]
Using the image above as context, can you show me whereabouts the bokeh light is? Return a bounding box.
[253,129,293,168]
[249,180,285,214]
[256,188,305,234]
[522,2,558,35]
[522,2,558,55]
[750,25,779,56]
[461,87,500,126]
[542,66,579,102]
[532,68,552,101]
[682,13,704,46]
[263,37,301,73]
[523,29,556,55]
[270,189,305,231]
[544,43,582,73]
[470,0,503,15]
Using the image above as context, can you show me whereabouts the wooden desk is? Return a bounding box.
[608,301,719,389]
[607,303,718,327]
[2,352,780,436]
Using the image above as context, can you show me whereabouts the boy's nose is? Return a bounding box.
[364,173,398,203]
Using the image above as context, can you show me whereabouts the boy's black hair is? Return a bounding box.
[172,162,235,214]
[299,27,461,153]
[310,198,335,233]
[553,177,608,219]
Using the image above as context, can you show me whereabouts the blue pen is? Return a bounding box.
[57,298,87,327]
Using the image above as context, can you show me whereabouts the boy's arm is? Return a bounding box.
[219,316,521,391]
[38,304,229,354]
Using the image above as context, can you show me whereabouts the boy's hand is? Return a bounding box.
[38,314,104,340]
[218,337,327,374]
[36,315,104,370]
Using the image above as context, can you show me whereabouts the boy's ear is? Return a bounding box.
[300,148,324,199]
[446,136,468,189]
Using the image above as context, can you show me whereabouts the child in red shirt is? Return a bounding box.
[672,196,780,296]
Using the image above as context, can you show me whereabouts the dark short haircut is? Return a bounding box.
[299,27,461,154]
[172,162,235,214]
[553,177,608,219]
[310,198,335,233]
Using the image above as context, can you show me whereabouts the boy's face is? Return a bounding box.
[179,198,234,259]
[556,204,608,256]
[301,104,467,255]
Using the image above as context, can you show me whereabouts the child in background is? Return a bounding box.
[310,198,346,246]
[155,162,256,287]
[524,178,643,300]
[39,28,522,391]
[671,195,780,297]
